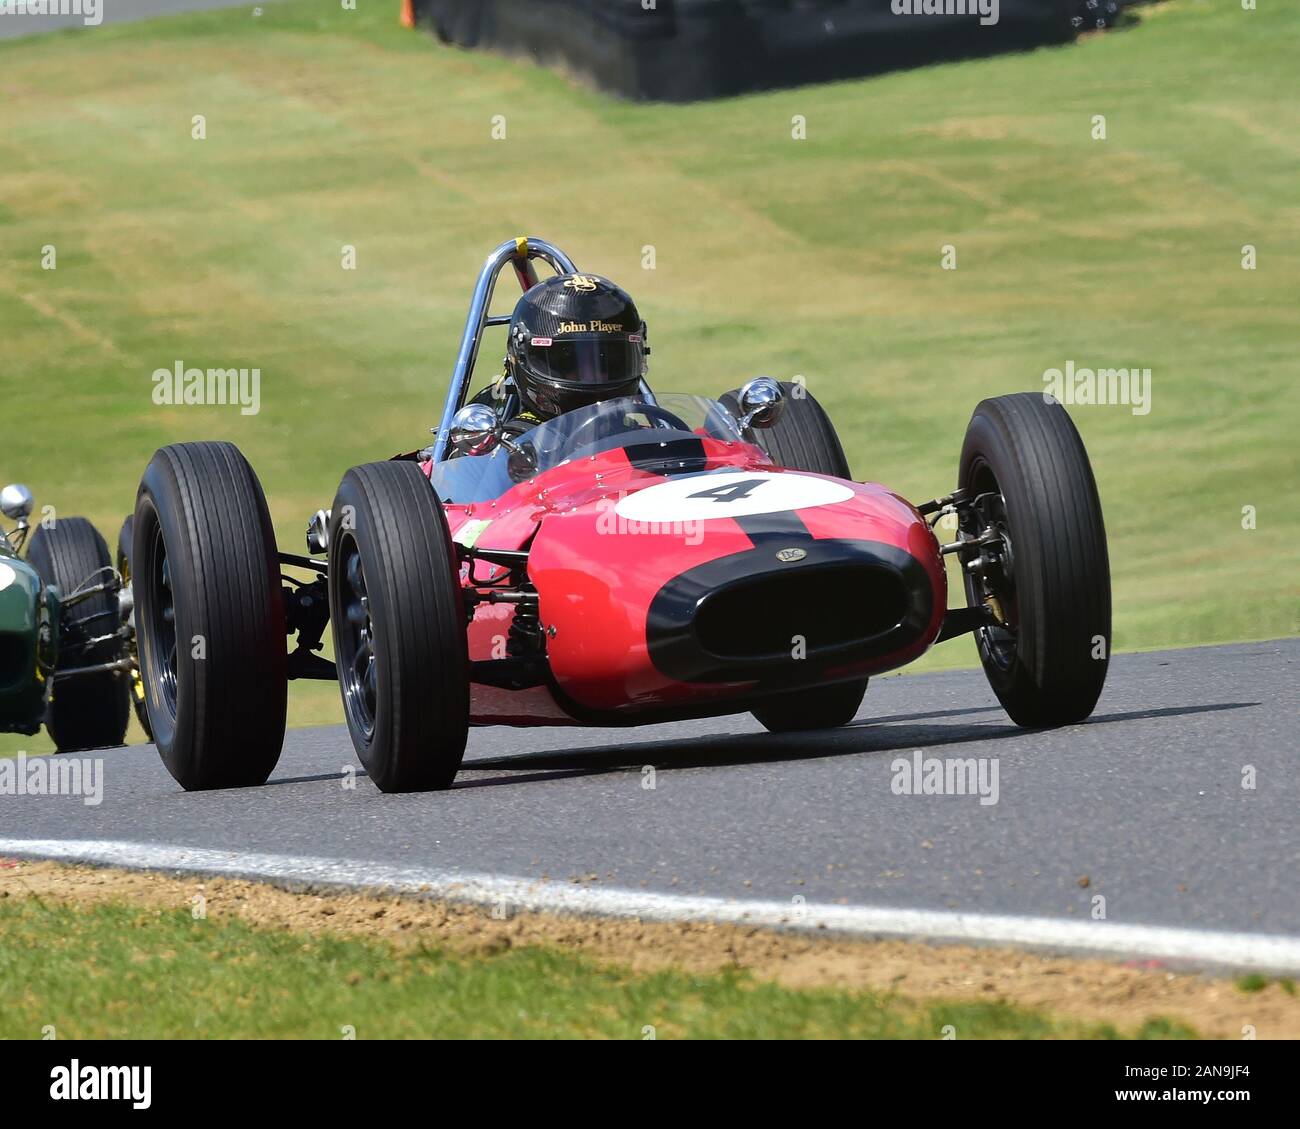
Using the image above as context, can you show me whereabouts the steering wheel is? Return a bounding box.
[508,404,694,483]
[559,403,693,456]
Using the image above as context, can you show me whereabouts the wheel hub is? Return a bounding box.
[338,537,377,740]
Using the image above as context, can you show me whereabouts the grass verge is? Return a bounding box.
[4,860,1298,1039]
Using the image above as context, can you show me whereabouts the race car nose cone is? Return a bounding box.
[646,537,935,686]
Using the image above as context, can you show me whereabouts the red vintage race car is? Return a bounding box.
[131,237,1110,793]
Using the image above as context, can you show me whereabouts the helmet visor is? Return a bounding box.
[524,334,644,388]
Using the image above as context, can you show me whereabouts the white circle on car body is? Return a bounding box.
[0,562,16,591]
[614,471,854,524]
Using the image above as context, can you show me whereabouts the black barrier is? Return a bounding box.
[413,0,1110,102]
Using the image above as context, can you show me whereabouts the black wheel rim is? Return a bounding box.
[961,459,1019,673]
[118,547,149,724]
[145,524,179,716]
[336,532,377,741]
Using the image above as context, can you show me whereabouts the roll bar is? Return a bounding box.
[431,236,579,463]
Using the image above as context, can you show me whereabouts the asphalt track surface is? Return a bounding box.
[3,639,1297,970]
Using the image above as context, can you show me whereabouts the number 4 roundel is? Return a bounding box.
[613,471,854,524]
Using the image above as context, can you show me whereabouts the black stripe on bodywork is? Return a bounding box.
[731,507,813,547]
[623,437,708,476]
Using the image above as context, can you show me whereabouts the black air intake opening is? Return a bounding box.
[694,564,908,661]
[0,633,30,688]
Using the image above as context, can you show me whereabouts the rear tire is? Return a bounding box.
[26,518,130,752]
[958,393,1110,727]
[723,382,851,478]
[751,678,867,733]
[116,515,153,742]
[327,461,469,793]
[134,442,287,789]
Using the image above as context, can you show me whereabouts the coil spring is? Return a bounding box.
[507,590,543,657]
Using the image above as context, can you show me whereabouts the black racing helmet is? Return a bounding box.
[506,273,647,419]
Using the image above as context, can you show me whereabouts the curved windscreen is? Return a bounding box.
[429,394,749,504]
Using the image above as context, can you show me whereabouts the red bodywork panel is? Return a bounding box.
[429,438,946,726]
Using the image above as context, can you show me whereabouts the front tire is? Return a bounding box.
[751,678,867,733]
[327,461,469,793]
[27,518,130,752]
[958,393,1110,727]
[134,442,287,789]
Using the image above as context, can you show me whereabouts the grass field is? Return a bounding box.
[12,860,1300,1040]
[0,0,1296,755]
[0,890,1198,1040]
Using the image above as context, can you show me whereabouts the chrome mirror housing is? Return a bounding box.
[306,509,331,555]
[448,404,503,457]
[737,377,785,430]
[0,483,34,521]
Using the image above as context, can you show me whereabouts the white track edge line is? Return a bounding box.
[4,838,1299,974]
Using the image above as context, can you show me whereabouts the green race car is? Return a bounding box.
[0,483,133,751]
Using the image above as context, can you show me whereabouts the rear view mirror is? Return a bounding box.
[0,483,34,521]
[737,377,785,430]
[449,405,503,457]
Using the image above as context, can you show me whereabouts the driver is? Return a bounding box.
[470,272,648,438]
